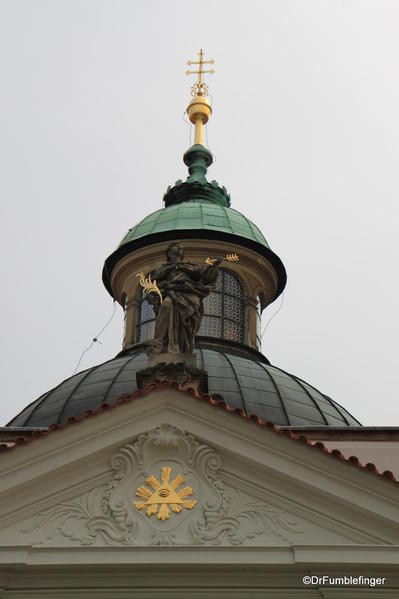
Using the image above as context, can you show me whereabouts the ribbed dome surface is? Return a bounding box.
[119,201,269,249]
[8,343,361,428]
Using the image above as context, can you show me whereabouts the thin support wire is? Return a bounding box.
[260,292,285,341]
[72,300,117,375]
[205,94,215,162]
[183,110,193,147]
[205,124,216,164]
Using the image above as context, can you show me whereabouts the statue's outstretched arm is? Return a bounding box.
[202,260,222,285]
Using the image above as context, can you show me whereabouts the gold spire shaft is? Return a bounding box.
[194,120,204,145]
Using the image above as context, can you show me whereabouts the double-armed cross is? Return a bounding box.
[186,48,215,97]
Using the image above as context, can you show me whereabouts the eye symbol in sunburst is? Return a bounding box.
[133,466,197,521]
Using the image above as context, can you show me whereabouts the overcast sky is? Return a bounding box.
[1,0,398,426]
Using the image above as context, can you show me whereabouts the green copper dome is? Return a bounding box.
[102,144,286,299]
[119,201,269,249]
[119,146,268,249]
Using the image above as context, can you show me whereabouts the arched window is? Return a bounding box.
[136,295,156,343]
[136,270,245,344]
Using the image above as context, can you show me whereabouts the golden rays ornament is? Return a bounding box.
[133,466,197,521]
[136,272,163,303]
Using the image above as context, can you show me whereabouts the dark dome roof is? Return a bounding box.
[8,342,361,428]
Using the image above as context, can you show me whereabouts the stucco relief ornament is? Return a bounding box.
[133,466,197,521]
[21,424,302,546]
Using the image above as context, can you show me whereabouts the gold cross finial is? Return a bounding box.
[186,48,215,97]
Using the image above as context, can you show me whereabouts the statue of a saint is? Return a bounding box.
[145,243,220,354]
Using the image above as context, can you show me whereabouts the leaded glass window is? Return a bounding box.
[136,269,245,344]
[199,270,245,343]
[136,297,156,342]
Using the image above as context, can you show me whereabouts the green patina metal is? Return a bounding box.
[120,144,269,249]
[164,144,230,208]
[103,144,286,299]
[119,201,269,248]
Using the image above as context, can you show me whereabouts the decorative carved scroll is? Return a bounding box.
[22,424,302,546]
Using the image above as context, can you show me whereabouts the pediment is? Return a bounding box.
[0,388,399,555]
[7,423,304,547]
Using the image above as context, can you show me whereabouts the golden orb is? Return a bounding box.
[187,95,212,125]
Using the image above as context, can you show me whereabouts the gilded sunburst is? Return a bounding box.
[133,466,197,521]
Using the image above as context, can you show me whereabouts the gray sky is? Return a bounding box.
[1,0,398,426]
